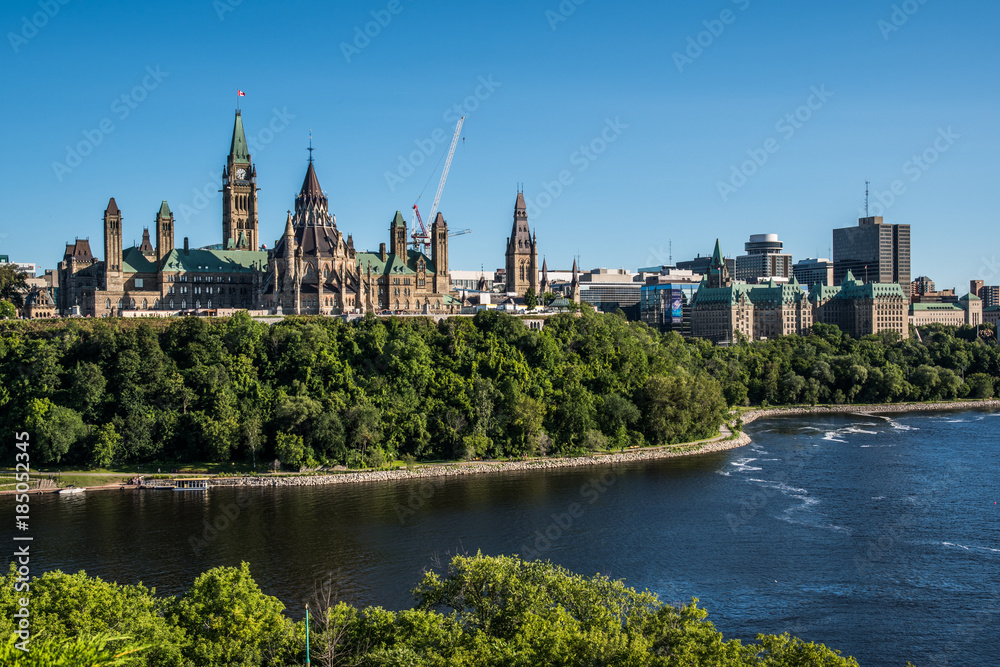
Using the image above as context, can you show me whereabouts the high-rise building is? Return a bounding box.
[832,216,910,287]
[911,276,935,297]
[793,258,834,288]
[971,280,1000,308]
[735,234,793,283]
[640,268,703,336]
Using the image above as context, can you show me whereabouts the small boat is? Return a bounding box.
[59,486,86,494]
[173,477,210,491]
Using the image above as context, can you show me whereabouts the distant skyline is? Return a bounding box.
[2,0,998,292]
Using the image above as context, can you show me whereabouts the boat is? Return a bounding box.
[59,486,86,494]
[173,477,210,491]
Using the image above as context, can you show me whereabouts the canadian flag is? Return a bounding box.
[237,89,246,97]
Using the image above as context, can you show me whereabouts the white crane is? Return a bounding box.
[411,116,465,250]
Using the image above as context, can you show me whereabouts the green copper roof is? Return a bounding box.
[910,303,963,312]
[391,210,406,228]
[161,248,267,273]
[158,201,171,218]
[230,111,251,163]
[710,239,724,270]
[960,293,981,301]
[122,246,157,274]
[356,249,434,277]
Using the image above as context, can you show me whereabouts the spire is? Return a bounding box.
[229,110,251,163]
[541,257,548,274]
[515,191,526,213]
[283,211,294,237]
[105,197,119,216]
[158,201,171,218]
[433,212,446,228]
[571,258,579,280]
[391,210,406,228]
[711,238,724,267]
[300,161,323,198]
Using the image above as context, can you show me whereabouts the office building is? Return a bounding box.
[832,216,910,287]
[640,268,703,336]
[735,234,793,283]
[793,258,834,288]
[810,271,909,339]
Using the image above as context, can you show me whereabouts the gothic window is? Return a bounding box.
[169,298,174,309]
[117,298,123,309]
[142,298,147,309]
[519,263,525,281]
[207,299,212,308]
[324,266,329,278]
[105,298,111,310]
[181,299,186,309]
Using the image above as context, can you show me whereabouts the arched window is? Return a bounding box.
[169,298,174,309]
[142,298,148,310]
[105,298,111,310]
[324,266,330,278]
[181,299,186,309]
[207,299,212,308]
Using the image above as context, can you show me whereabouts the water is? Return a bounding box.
[10,409,1000,666]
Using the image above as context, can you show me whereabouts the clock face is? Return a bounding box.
[235,168,247,180]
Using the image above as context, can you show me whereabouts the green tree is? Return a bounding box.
[91,423,122,469]
[274,432,309,470]
[524,287,537,310]
[0,264,28,308]
[170,562,298,667]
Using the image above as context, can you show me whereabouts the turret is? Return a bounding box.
[155,201,174,265]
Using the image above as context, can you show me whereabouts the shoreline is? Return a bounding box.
[9,399,998,494]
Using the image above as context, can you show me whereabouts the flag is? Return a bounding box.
[237,90,246,97]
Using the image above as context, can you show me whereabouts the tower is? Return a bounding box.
[504,191,538,296]
[155,201,174,265]
[570,259,581,304]
[706,239,731,289]
[103,197,123,290]
[222,110,259,250]
[539,257,549,296]
[431,212,449,293]
[390,211,407,256]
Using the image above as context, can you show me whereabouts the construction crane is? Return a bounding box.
[411,116,465,250]
[449,228,471,238]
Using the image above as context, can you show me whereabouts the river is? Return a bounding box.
[13,409,1000,666]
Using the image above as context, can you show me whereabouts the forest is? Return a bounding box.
[0,310,995,469]
[0,552,863,666]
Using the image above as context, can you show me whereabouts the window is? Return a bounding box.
[135,278,144,288]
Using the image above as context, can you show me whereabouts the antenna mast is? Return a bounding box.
[865,180,870,217]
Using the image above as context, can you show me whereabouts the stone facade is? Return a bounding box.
[691,240,812,343]
[504,192,538,297]
[264,160,457,316]
[809,271,909,339]
[909,293,982,328]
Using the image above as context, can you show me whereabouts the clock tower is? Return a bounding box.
[222,110,259,250]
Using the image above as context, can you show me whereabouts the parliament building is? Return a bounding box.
[58,111,458,317]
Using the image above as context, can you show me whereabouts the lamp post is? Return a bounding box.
[305,604,310,666]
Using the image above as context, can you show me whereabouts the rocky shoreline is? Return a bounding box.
[738,399,1000,426]
[18,399,993,494]
[208,399,998,489]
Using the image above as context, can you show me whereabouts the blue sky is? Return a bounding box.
[1,0,997,291]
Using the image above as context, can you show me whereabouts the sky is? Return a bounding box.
[1,0,997,292]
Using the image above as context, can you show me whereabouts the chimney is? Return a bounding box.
[183,237,189,254]
[379,242,386,261]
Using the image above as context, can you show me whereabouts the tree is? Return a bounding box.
[91,423,122,469]
[170,562,299,666]
[274,432,309,470]
[524,287,537,310]
[0,301,14,319]
[0,263,28,308]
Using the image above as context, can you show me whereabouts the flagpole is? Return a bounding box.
[237,89,240,112]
